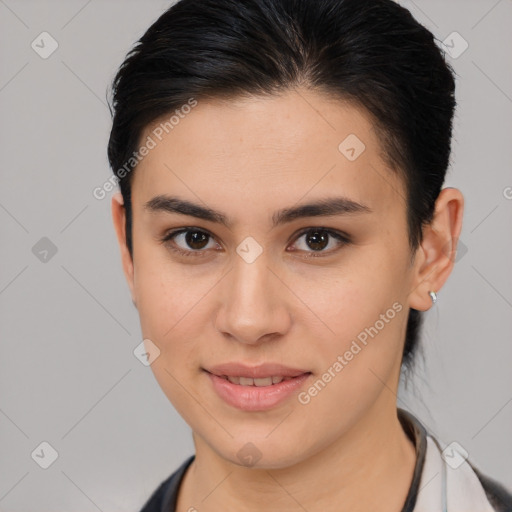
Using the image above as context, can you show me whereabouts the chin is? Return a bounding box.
[208,434,311,470]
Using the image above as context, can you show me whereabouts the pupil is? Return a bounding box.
[307,230,328,251]
[186,231,209,250]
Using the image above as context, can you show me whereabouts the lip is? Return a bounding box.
[204,363,312,411]
[205,362,310,379]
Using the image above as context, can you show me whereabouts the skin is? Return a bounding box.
[111,87,464,512]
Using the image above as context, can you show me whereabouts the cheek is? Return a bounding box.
[133,261,208,420]
[295,256,400,337]
[295,298,408,429]
[133,241,189,328]
[135,269,178,339]
[133,254,215,364]
[291,251,409,391]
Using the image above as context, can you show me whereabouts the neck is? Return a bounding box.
[177,399,417,512]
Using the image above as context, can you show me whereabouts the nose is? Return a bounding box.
[214,253,292,345]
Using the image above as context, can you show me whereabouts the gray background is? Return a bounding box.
[0,0,511,510]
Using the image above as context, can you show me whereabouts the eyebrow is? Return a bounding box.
[143,194,372,229]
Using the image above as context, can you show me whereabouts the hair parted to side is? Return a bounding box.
[107,0,457,370]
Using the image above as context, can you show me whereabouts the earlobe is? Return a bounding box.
[408,187,464,311]
[111,192,136,304]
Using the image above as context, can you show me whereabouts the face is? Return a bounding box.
[115,88,424,469]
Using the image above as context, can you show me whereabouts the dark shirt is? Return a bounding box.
[139,409,512,512]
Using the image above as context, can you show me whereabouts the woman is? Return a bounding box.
[107,0,512,510]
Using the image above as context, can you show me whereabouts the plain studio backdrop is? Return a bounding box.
[0,0,511,510]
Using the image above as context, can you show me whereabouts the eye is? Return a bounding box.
[288,228,350,257]
[160,228,219,257]
[160,227,351,259]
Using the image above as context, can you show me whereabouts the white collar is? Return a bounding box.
[413,435,495,511]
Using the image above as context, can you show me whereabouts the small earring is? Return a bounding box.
[428,290,437,305]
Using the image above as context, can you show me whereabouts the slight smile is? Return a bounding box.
[203,363,312,411]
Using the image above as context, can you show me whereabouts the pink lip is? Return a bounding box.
[204,366,312,411]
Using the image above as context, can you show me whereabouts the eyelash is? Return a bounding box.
[159,227,351,259]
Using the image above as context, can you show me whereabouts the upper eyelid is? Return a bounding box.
[161,227,219,245]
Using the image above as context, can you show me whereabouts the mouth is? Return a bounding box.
[213,375,301,386]
[203,363,312,411]
[204,361,311,379]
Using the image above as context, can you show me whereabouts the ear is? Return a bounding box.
[409,187,464,311]
[111,192,137,307]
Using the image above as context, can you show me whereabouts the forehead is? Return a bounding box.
[132,89,406,215]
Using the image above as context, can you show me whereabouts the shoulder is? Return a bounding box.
[472,465,512,512]
[139,455,195,512]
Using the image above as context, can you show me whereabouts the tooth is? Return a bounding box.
[254,377,273,386]
[225,376,290,386]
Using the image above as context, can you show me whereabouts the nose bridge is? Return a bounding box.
[215,247,290,344]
